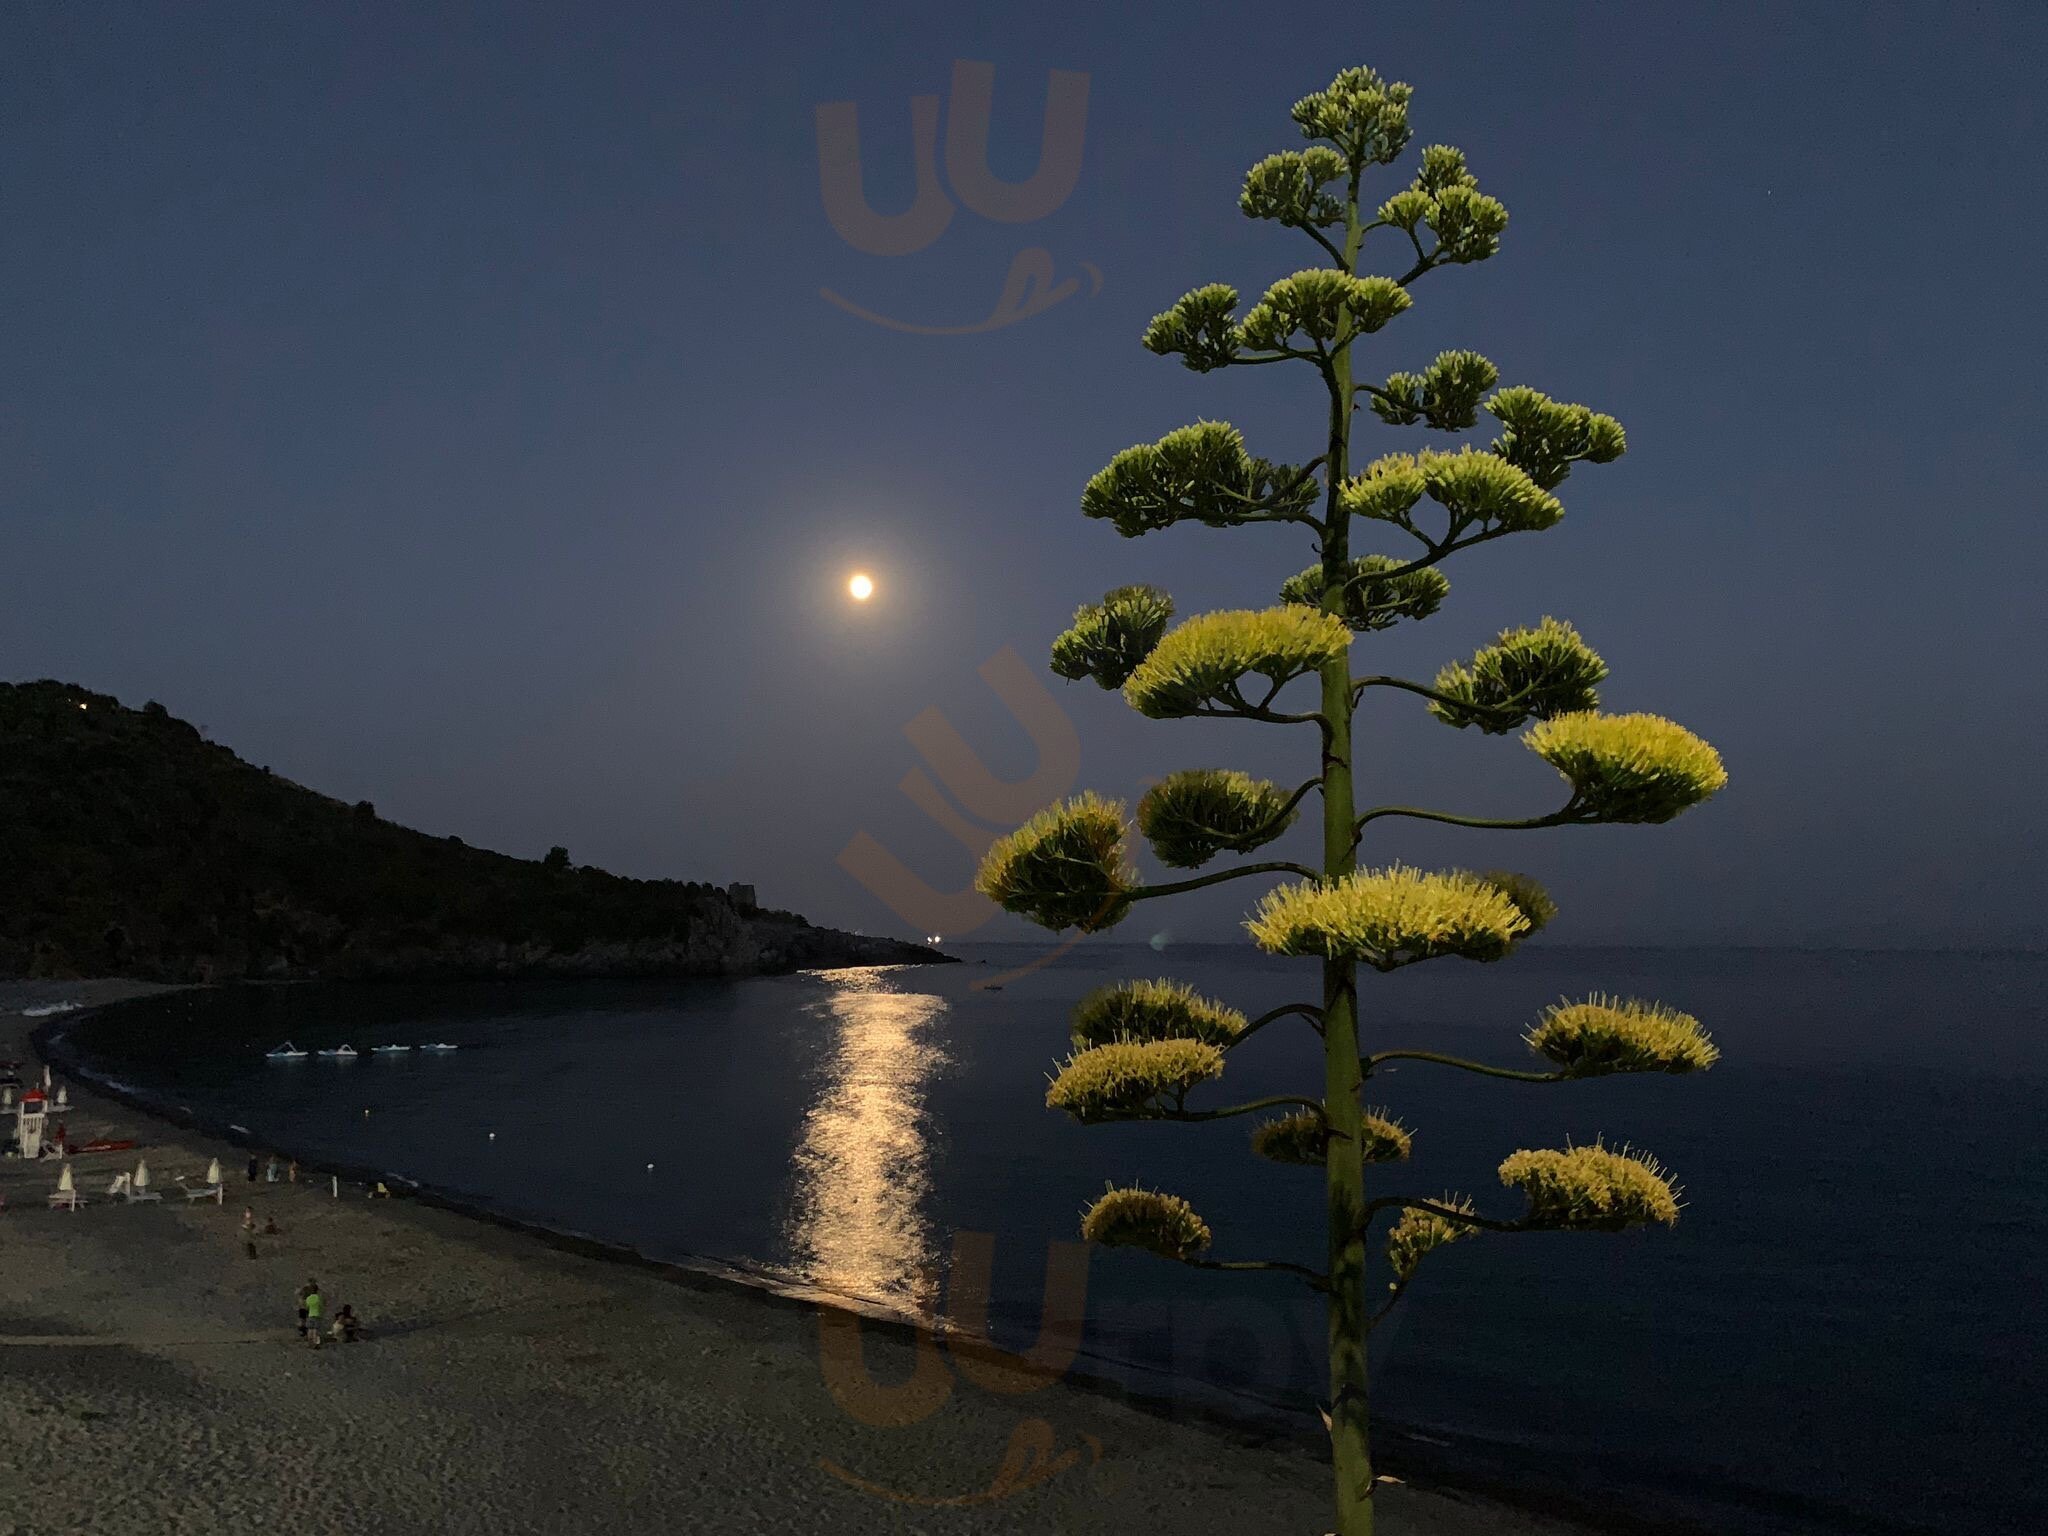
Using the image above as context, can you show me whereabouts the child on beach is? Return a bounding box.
[329,1305,360,1343]
[242,1207,256,1232]
[297,1279,318,1338]
[304,1282,325,1347]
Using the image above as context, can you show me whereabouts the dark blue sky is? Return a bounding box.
[5,3,2043,947]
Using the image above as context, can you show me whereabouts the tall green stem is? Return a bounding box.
[1321,181,1372,1536]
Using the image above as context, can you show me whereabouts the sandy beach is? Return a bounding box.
[1,982,1598,1536]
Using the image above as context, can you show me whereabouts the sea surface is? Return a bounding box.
[59,944,2047,1536]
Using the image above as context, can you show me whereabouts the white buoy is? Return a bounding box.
[646,1162,654,1172]
[488,1132,496,1141]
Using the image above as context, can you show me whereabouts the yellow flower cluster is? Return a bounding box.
[1376,145,1509,264]
[1291,65,1414,170]
[1140,284,1243,373]
[1524,711,1727,824]
[1238,147,1346,228]
[1123,607,1352,719]
[1250,1109,1328,1165]
[1337,453,1427,523]
[1278,553,1449,632]
[1049,584,1175,690]
[1081,420,1319,535]
[1246,865,1530,968]
[1416,446,1563,532]
[1527,995,1719,1076]
[1486,385,1626,490]
[1386,1195,1480,1282]
[1471,869,1557,935]
[1255,1107,1412,1166]
[1071,978,1246,1049]
[1368,349,1500,432]
[1429,616,1607,732]
[1080,1185,1213,1261]
[1338,446,1561,536]
[1045,1038,1225,1123]
[1136,767,1296,868]
[1240,268,1411,350]
[973,792,1135,933]
[1498,1142,1681,1230]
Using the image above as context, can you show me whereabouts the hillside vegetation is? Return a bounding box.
[0,680,934,980]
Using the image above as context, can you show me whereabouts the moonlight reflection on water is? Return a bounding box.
[784,967,950,1312]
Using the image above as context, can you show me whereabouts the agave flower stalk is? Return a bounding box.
[975,64,1727,1536]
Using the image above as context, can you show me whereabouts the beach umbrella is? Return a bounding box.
[56,1164,74,1193]
[205,1158,221,1186]
[134,1159,151,1192]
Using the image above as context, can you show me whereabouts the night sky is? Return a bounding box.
[5,4,2043,948]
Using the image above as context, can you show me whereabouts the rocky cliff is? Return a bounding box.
[0,680,944,981]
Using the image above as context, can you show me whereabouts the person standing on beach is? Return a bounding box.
[304,1283,325,1348]
[297,1279,317,1338]
[265,1156,280,1183]
[246,1154,259,1182]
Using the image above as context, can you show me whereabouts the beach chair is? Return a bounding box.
[48,1166,83,1211]
[183,1158,224,1203]
[126,1160,164,1204]
[106,1172,131,1198]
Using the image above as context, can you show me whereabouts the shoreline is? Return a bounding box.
[33,997,1349,1451]
[7,979,1759,1536]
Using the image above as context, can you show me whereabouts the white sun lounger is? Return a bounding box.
[183,1159,224,1202]
[125,1161,163,1204]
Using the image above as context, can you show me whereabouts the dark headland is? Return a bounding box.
[0,680,944,981]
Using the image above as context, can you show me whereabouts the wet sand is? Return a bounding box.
[1,982,1598,1536]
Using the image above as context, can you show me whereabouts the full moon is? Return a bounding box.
[847,572,875,602]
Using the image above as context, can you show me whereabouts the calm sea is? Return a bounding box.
[60,944,2047,1536]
